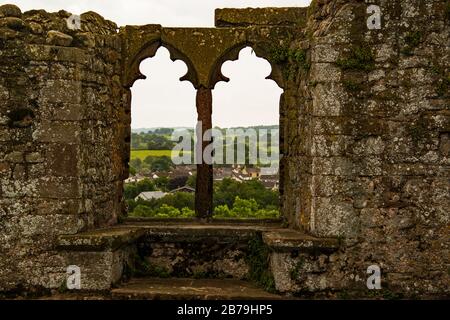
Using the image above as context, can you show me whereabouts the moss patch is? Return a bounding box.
[246,234,276,293]
[409,118,427,145]
[270,46,310,69]
[336,44,375,72]
[127,252,171,278]
[343,79,363,92]
[269,45,310,80]
[437,75,450,97]
[289,258,305,281]
[401,31,422,56]
[446,1,450,21]
[430,63,449,97]
[307,0,318,18]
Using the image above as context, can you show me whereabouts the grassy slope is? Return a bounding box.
[130,150,192,160]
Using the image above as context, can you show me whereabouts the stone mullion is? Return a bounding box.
[195,87,214,219]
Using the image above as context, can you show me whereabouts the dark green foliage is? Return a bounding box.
[127,178,279,219]
[437,73,450,97]
[343,79,363,92]
[7,108,35,128]
[127,192,195,217]
[186,174,196,188]
[307,0,318,18]
[131,131,175,150]
[129,253,171,278]
[401,31,422,56]
[430,63,449,97]
[446,1,450,21]
[154,176,169,191]
[289,258,305,281]
[269,45,310,80]
[168,175,189,190]
[57,280,68,294]
[213,178,279,209]
[409,119,427,144]
[270,45,290,64]
[124,178,156,200]
[246,235,276,293]
[336,45,375,71]
[151,156,173,172]
[292,49,310,70]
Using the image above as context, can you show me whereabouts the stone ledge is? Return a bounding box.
[112,278,284,300]
[262,229,340,252]
[215,7,308,27]
[57,226,145,251]
[57,222,340,252]
[124,217,282,227]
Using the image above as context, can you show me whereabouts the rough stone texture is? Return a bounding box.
[0,1,449,298]
[215,7,308,27]
[112,278,282,300]
[294,0,449,297]
[0,7,127,292]
[136,226,257,279]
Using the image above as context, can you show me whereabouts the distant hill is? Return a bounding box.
[131,127,191,134]
[132,125,279,134]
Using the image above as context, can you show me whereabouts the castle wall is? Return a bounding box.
[0,0,448,297]
[0,5,127,291]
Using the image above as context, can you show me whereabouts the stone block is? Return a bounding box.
[39,80,82,104]
[59,248,133,291]
[313,197,359,238]
[5,151,24,163]
[34,121,81,143]
[310,63,342,82]
[18,214,83,237]
[0,4,21,18]
[0,17,25,31]
[46,30,73,47]
[25,152,44,163]
[311,44,341,63]
[38,177,80,199]
[215,7,307,27]
[311,83,346,116]
[45,143,79,177]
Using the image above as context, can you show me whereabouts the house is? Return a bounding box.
[124,174,146,184]
[261,179,279,191]
[135,191,167,201]
[260,166,279,176]
[169,186,195,193]
[245,167,260,179]
[213,167,233,181]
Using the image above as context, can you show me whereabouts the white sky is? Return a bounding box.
[7,0,312,128]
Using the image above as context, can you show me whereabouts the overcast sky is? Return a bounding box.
[8,0,312,128]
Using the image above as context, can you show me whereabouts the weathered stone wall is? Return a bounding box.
[285,0,449,296]
[0,0,448,298]
[0,5,127,291]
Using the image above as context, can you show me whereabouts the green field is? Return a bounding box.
[130,150,191,160]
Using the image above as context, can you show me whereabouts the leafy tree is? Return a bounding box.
[151,156,173,172]
[168,175,189,190]
[154,176,169,191]
[187,174,196,188]
[213,178,278,209]
[124,178,156,200]
[180,207,195,218]
[214,204,232,218]
[130,158,142,171]
[231,197,259,217]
